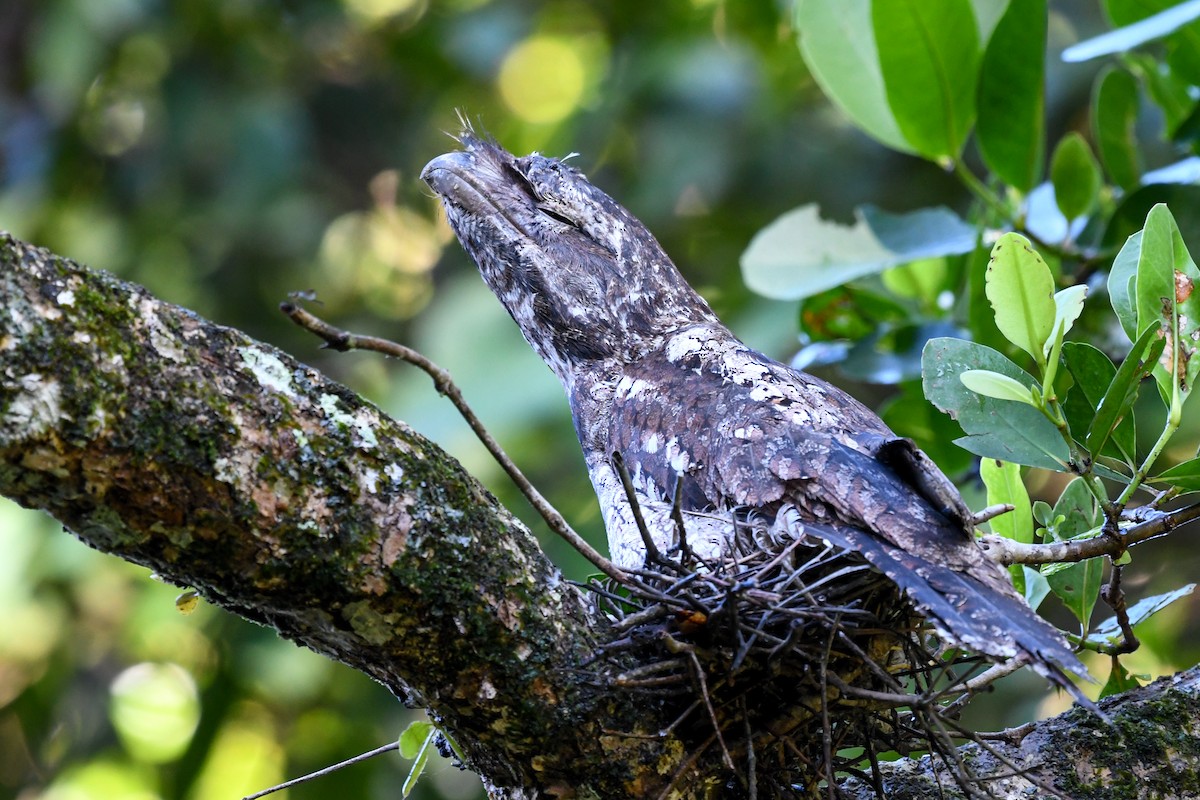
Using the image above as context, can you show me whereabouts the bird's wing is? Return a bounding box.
[608,350,1091,692]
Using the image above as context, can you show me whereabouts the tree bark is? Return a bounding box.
[3,230,1200,799]
[843,666,1200,800]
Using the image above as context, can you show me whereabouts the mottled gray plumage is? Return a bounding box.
[421,132,1088,694]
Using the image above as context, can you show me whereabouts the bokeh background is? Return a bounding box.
[2,1,1196,799]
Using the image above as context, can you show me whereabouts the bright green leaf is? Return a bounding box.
[873,0,981,161]
[398,720,435,759]
[882,257,949,305]
[1093,67,1142,190]
[1152,456,1200,491]
[976,0,1046,191]
[985,232,1057,363]
[923,337,1070,470]
[740,204,976,300]
[794,0,912,153]
[1050,132,1102,221]
[960,369,1037,404]
[981,459,1033,544]
[981,458,1033,591]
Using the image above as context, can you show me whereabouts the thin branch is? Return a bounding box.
[979,502,1200,566]
[243,741,399,800]
[281,301,629,583]
[612,451,671,570]
[971,503,1014,526]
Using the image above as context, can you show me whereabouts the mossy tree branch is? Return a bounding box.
[842,666,1200,800]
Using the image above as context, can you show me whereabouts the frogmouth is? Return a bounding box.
[421,130,1089,697]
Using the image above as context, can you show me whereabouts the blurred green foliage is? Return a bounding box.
[4,1,1200,798]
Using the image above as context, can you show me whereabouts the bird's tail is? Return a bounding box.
[804,521,1099,714]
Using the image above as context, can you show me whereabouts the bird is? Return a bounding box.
[420,130,1090,699]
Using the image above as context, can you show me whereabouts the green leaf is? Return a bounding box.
[1064,0,1200,62]
[1085,323,1166,459]
[740,204,976,300]
[1167,21,1200,86]
[1152,456,1200,491]
[1137,204,1200,403]
[1108,230,1141,341]
[1044,478,1103,634]
[1061,341,1136,463]
[981,459,1033,544]
[923,337,1071,470]
[975,0,1045,191]
[985,232,1057,363]
[981,458,1033,590]
[1100,657,1143,699]
[1023,565,1051,610]
[1032,500,1055,527]
[1049,133,1102,221]
[960,369,1037,404]
[1126,52,1195,137]
[882,257,950,306]
[1086,584,1197,647]
[794,0,912,153]
[1093,67,1142,190]
[984,460,1032,592]
[872,0,981,161]
[398,720,435,759]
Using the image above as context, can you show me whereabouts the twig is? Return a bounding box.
[669,473,694,565]
[979,502,1200,566]
[742,698,757,800]
[662,634,734,771]
[1100,563,1140,655]
[943,658,1031,716]
[280,301,629,583]
[971,503,1014,526]
[242,741,399,800]
[612,452,672,570]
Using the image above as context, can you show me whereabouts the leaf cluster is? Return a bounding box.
[746,0,1200,697]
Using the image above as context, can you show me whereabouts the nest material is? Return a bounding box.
[586,521,1012,799]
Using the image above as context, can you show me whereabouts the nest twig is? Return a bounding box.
[582,508,1055,799]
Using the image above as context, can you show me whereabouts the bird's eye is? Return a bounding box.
[539,206,574,226]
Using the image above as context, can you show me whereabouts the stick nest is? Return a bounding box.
[585,526,1004,799]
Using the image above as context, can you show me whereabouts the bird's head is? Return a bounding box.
[421,131,717,383]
